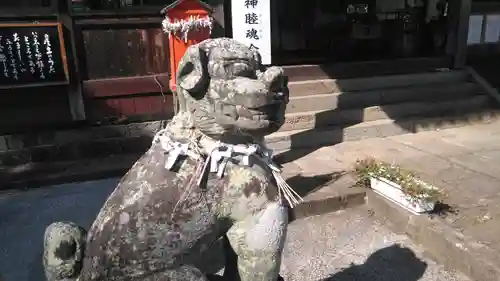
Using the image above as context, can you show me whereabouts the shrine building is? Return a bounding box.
[0,0,498,146]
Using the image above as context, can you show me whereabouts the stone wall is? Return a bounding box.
[0,121,166,167]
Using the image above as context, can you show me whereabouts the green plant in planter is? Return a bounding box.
[353,157,443,203]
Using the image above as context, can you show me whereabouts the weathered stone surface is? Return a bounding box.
[42,38,291,281]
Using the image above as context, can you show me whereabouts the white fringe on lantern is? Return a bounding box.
[162,15,214,42]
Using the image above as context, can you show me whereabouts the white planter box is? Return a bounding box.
[370,177,437,215]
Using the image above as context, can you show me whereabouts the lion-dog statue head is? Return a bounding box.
[174,38,289,143]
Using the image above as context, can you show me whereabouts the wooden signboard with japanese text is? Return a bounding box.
[0,22,69,89]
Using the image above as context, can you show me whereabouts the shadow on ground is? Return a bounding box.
[429,201,459,219]
[285,171,348,197]
[321,244,427,281]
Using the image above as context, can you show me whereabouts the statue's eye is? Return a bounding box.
[225,62,255,79]
[221,104,238,119]
[237,69,256,79]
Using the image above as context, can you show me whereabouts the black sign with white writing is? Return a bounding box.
[0,23,68,88]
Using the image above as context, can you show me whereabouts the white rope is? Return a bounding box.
[263,156,304,208]
[151,130,304,208]
[171,157,205,220]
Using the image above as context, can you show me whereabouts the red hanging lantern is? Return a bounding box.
[161,0,214,96]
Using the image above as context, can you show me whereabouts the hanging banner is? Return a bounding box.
[231,0,272,65]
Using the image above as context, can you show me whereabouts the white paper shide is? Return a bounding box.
[231,0,272,65]
[162,15,214,42]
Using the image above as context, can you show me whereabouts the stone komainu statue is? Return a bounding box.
[42,38,302,281]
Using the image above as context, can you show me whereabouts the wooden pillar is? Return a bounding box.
[58,0,87,121]
[208,0,225,38]
[454,0,472,69]
[445,0,460,57]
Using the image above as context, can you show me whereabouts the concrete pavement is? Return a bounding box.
[0,178,119,281]
[274,119,500,281]
[281,208,471,281]
[0,177,469,281]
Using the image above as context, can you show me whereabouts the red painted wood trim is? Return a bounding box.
[86,95,174,120]
[82,73,170,98]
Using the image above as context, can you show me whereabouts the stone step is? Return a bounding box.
[283,172,367,221]
[288,70,469,97]
[265,109,500,152]
[367,191,498,281]
[280,94,491,132]
[283,58,457,82]
[286,81,482,114]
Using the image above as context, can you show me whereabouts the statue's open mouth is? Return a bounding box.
[236,101,285,134]
[257,103,282,121]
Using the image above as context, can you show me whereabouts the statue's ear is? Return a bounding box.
[176,45,209,95]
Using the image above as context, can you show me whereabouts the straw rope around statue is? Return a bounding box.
[152,125,304,208]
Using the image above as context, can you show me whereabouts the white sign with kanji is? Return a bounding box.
[231,0,272,65]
